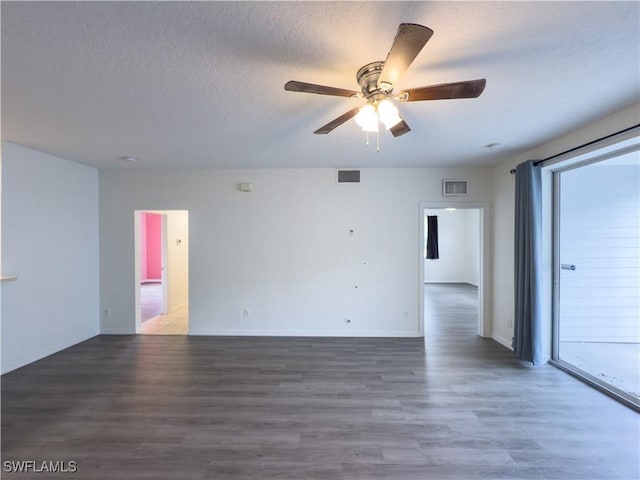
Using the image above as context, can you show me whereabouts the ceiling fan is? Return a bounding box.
[284,23,486,139]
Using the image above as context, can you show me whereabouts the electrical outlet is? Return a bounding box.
[103,308,111,317]
[507,317,513,327]
[344,317,352,324]
[243,308,250,318]
[402,311,409,320]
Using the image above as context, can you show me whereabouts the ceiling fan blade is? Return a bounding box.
[398,79,486,102]
[390,120,411,137]
[378,24,434,87]
[285,80,359,98]
[313,107,362,135]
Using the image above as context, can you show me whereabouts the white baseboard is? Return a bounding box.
[187,328,421,338]
[99,326,420,337]
[492,333,513,350]
[100,328,135,335]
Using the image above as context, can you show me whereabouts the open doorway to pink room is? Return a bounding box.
[134,210,189,335]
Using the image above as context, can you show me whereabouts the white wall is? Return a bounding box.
[100,167,493,336]
[424,209,480,285]
[1,142,100,374]
[0,145,3,369]
[491,102,640,352]
[166,210,189,312]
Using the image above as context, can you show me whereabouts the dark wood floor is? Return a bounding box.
[2,284,639,479]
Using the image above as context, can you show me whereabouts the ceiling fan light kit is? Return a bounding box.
[355,104,378,133]
[377,99,402,129]
[284,23,486,148]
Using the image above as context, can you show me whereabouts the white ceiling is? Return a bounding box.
[2,1,639,170]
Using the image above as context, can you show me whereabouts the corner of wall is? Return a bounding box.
[1,143,100,373]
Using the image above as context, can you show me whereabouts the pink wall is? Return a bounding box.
[145,213,162,281]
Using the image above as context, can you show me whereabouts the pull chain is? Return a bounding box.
[376,129,380,152]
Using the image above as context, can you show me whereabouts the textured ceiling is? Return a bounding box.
[2,1,639,169]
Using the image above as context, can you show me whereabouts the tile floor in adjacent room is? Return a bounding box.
[140,282,188,335]
[140,281,163,323]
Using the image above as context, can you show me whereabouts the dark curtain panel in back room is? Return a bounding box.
[426,215,439,259]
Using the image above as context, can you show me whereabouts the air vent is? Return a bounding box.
[442,180,468,196]
[337,169,361,183]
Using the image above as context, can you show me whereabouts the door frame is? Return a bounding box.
[160,214,168,315]
[418,202,490,338]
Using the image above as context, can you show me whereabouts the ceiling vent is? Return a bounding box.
[442,179,468,196]
[337,169,361,183]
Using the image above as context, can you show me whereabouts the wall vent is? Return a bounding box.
[337,169,361,183]
[442,179,468,196]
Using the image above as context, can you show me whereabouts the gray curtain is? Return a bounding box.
[513,160,544,365]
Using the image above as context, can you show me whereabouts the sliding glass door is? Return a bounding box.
[553,148,640,408]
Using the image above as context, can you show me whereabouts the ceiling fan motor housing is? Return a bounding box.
[357,61,393,98]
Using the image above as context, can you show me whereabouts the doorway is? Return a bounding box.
[552,148,639,408]
[419,203,487,339]
[134,210,189,335]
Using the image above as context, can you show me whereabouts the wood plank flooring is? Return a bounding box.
[2,284,639,479]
